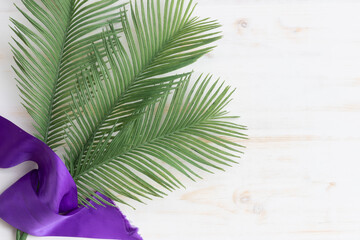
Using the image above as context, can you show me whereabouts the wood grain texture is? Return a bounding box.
[1,0,360,239]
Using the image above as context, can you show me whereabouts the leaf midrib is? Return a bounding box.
[43,1,76,144]
[73,113,214,182]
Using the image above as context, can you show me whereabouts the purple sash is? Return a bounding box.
[0,116,142,239]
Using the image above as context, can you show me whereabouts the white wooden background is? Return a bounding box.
[1,0,360,239]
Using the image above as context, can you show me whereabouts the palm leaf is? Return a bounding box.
[11,0,126,148]
[71,74,246,206]
[63,0,222,174]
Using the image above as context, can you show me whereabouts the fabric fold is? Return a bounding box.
[0,116,142,240]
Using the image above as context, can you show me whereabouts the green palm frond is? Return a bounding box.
[63,0,222,174]
[72,74,246,206]
[11,0,126,148]
[12,0,245,210]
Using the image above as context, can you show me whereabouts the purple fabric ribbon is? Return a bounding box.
[0,116,142,239]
